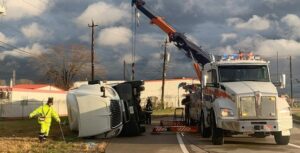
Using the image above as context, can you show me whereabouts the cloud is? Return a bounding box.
[0,32,16,44]
[137,34,164,47]
[75,1,130,27]
[182,0,250,16]
[4,0,51,20]
[21,22,47,40]
[79,34,90,43]
[228,15,271,31]
[256,39,300,57]
[281,14,300,39]
[97,27,132,47]
[221,33,237,43]
[263,0,294,4]
[0,43,46,60]
[225,35,300,57]
[119,53,141,64]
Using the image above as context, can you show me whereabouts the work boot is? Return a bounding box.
[42,136,47,141]
[39,133,45,143]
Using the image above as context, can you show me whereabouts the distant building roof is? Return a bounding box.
[145,77,198,82]
[13,84,65,92]
[13,84,49,89]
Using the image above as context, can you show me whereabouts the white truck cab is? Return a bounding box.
[67,83,123,138]
[185,53,293,145]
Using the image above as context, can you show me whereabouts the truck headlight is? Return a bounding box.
[220,108,234,117]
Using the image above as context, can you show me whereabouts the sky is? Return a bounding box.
[0,0,300,97]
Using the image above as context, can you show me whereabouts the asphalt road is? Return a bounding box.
[106,119,300,153]
[106,126,182,153]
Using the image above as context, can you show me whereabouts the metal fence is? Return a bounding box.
[0,100,68,118]
[141,95,183,109]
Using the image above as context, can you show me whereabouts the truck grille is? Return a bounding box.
[110,100,122,128]
[239,96,276,119]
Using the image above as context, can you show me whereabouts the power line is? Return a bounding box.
[0,40,37,57]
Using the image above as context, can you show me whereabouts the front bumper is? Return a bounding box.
[219,117,293,133]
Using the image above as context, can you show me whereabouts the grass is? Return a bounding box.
[0,117,107,153]
[152,108,175,116]
[293,112,300,120]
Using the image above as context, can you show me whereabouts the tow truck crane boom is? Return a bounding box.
[132,0,212,65]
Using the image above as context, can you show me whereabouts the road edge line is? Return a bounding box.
[176,132,189,153]
[288,143,300,149]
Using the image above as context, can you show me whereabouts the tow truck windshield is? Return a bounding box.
[218,65,270,82]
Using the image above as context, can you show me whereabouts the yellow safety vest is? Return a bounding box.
[29,105,60,124]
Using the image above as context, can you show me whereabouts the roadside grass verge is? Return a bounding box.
[152,108,175,116]
[293,112,300,121]
[0,117,107,153]
[152,108,185,119]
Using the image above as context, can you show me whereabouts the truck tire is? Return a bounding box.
[190,119,196,126]
[120,120,140,136]
[200,113,211,138]
[274,132,290,145]
[211,111,224,145]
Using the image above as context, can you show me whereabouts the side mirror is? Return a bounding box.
[202,74,207,88]
[100,86,106,97]
[280,74,286,89]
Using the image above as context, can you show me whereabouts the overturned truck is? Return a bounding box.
[66,81,145,138]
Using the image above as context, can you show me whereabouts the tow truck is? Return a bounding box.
[132,0,293,145]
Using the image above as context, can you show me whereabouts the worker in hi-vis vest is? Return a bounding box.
[29,97,60,142]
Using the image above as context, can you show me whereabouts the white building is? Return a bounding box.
[0,78,199,118]
[0,84,67,118]
[141,78,199,108]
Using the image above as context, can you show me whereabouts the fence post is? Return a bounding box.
[0,103,1,118]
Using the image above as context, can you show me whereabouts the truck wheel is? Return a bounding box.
[120,120,140,136]
[274,132,290,145]
[200,113,211,138]
[190,119,196,126]
[211,112,224,145]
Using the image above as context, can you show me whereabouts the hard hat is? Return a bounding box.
[47,97,54,104]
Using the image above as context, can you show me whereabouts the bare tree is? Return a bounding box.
[17,79,34,84]
[33,44,105,90]
[0,79,6,86]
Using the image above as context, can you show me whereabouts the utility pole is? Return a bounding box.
[277,51,279,81]
[123,60,126,80]
[289,56,294,106]
[161,39,168,109]
[88,20,98,81]
[12,70,15,86]
[132,63,135,81]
